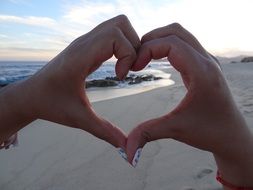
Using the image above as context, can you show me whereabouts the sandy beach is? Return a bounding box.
[0,61,253,190]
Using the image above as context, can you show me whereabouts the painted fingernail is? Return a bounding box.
[12,138,18,147]
[117,148,128,161]
[132,148,142,168]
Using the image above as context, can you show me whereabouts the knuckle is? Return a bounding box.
[115,14,129,23]
[141,40,150,49]
[106,26,121,38]
[169,22,183,31]
[167,34,179,43]
[141,34,148,43]
[143,33,155,42]
[114,14,130,26]
[111,26,121,34]
[137,123,152,143]
[140,128,152,143]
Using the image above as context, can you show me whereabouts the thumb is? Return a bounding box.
[53,97,127,150]
[126,114,180,167]
[91,115,127,149]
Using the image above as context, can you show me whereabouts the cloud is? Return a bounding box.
[63,1,115,26]
[8,0,31,5]
[1,0,253,60]
[1,47,56,52]
[0,34,8,38]
[61,0,174,35]
[0,47,60,61]
[0,15,57,27]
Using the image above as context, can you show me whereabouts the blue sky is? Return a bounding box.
[0,0,253,60]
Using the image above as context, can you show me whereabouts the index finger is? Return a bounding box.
[94,14,141,51]
[141,23,210,59]
[133,35,214,80]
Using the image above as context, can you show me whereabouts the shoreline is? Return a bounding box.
[86,67,176,103]
[87,76,175,103]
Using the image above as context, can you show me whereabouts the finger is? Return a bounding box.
[91,15,140,79]
[126,115,180,165]
[74,105,127,149]
[87,27,137,79]
[104,15,140,78]
[141,23,209,58]
[66,16,140,80]
[132,35,209,81]
[89,114,127,149]
[42,94,127,149]
[96,14,141,51]
[112,28,138,79]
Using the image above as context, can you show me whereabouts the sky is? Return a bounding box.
[0,0,253,61]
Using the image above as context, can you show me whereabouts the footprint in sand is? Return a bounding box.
[196,168,213,179]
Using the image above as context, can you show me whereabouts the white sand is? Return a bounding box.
[1,62,253,190]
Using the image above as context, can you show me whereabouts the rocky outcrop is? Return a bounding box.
[86,74,163,88]
[86,79,118,88]
[0,81,8,87]
[128,76,142,85]
[241,57,253,63]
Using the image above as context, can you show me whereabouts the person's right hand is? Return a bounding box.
[31,15,141,149]
[126,23,253,186]
[0,15,140,150]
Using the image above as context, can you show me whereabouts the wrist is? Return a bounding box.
[8,79,37,120]
[213,123,253,187]
[216,171,253,190]
[0,79,37,141]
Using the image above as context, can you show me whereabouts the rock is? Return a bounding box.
[86,74,164,88]
[0,81,8,87]
[125,76,134,81]
[105,76,120,81]
[0,84,8,87]
[241,57,253,63]
[128,76,142,85]
[154,76,163,80]
[141,74,153,81]
[86,79,118,88]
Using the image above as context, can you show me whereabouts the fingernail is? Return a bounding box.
[12,138,18,147]
[132,148,142,168]
[117,148,128,161]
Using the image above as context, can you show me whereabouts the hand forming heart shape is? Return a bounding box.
[2,14,253,188]
[5,15,245,169]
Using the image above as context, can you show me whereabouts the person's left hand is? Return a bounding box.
[125,23,251,171]
[24,15,140,149]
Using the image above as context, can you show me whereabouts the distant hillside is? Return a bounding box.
[216,55,249,64]
[151,55,253,64]
[241,57,253,62]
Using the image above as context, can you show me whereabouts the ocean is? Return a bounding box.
[0,61,172,87]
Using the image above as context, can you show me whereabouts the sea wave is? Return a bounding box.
[0,61,171,87]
